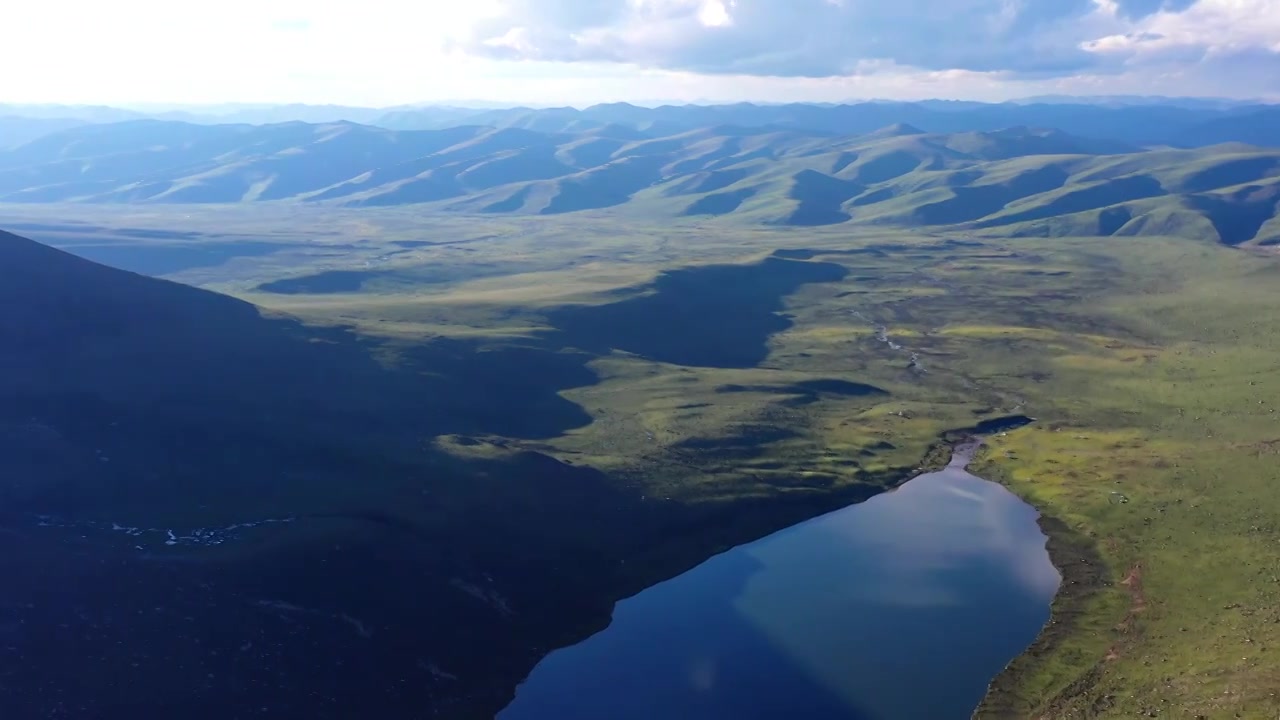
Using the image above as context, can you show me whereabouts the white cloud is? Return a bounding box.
[698,1,735,28]
[1076,0,1280,97]
[455,0,1280,84]
[1083,0,1280,57]
[456,0,1120,76]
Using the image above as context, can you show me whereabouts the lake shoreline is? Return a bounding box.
[972,450,1112,718]
[501,426,1059,719]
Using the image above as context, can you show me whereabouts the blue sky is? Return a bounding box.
[1,0,1277,107]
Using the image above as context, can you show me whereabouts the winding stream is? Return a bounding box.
[500,443,1060,720]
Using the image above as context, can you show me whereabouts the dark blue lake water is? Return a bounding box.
[500,445,1060,720]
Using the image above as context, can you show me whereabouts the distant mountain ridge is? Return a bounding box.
[372,101,1280,149]
[3,99,1280,146]
[0,116,88,149]
[1,118,1278,245]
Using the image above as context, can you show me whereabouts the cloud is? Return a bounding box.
[269,17,315,32]
[458,0,1280,82]
[1080,0,1280,94]
[460,0,1090,75]
[1084,0,1280,57]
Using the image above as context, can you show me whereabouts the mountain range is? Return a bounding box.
[371,101,1280,148]
[5,98,1278,141]
[2,114,1278,245]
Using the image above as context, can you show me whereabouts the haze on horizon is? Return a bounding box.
[2,0,1278,108]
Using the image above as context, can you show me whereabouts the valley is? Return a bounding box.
[2,93,1280,719]
[3,197,1279,717]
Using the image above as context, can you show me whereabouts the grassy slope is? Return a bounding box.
[974,241,1280,718]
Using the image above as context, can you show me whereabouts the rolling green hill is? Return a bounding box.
[2,120,1279,245]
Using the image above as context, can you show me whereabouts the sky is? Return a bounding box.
[1,0,1278,107]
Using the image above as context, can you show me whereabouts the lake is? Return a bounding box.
[500,443,1060,720]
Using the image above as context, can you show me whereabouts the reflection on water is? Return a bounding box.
[500,445,1060,720]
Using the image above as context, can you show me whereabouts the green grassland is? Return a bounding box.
[5,202,1280,717]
